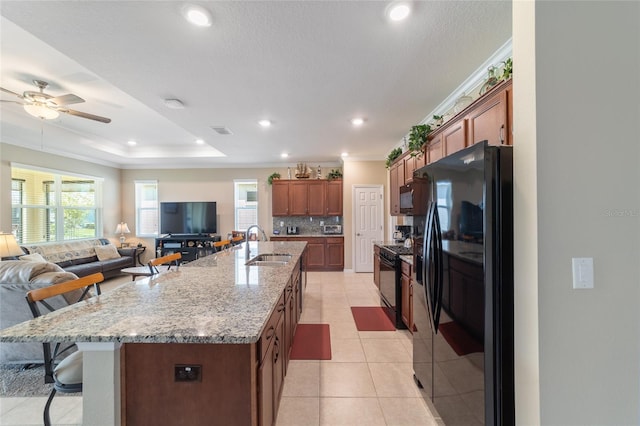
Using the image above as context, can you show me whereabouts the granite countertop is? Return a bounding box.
[0,241,306,345]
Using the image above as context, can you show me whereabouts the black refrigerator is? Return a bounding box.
[412,141,514,425]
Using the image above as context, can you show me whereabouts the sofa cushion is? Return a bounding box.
[94,244,121,261]
[0,260,65,283]
[23,239,104,264]
[19,253,47,262]
[63,263,102,277]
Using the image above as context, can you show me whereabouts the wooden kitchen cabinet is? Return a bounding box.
[326,180,343,215]
[326,237,345,270]
[401,259,413,331]
[272,181,290,216]
[271,179,343,217]
[467,78,511,146]
[271,236,343,271]
[289,181,310,215]
[442,118,467,157]
[259,292,286,426]
[427,136,444,164]
[389,162,401,216]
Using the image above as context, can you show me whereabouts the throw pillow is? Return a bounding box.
[94,244,121,261]
[19,253,47,263]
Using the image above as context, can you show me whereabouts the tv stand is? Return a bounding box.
[155,235,222,262]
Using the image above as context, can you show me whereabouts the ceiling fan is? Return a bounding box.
[0,79,111,123]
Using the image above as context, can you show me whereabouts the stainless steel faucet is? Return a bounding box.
[245,225,268,259]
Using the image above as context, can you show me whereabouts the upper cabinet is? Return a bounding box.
[272,179,343,217]
[467,79,512,146]
[388,78,513,216]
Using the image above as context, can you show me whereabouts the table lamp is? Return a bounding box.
[0,233,24,259]
[115,222,131,247]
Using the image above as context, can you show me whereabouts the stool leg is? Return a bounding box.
[43,388,57,426]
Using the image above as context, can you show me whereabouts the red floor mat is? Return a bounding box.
[350,306,396,331]
[290,324,332,360]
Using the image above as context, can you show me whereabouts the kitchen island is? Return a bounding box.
[0,240,306,426]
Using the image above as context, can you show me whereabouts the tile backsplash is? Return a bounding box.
[272,216,342,236]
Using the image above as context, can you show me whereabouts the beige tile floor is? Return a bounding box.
[0,271,440,425]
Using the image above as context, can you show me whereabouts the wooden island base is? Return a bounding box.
[122,343,258,426]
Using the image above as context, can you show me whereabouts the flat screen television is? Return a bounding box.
[160,202,217,235]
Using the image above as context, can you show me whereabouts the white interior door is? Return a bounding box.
[353,185,384,272]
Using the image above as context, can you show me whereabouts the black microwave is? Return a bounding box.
[399,180,428,215]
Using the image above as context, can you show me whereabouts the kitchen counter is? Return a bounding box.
[0,241,307,426]
[0,241,306,345]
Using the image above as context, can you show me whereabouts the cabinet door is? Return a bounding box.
[272,181,289,216]
[284,283,294,373]
[273,313,285,412]
[326,180,343,216]
[259,334,275,426]
[389,163,400,216]
[307,181,326,216]
[401,271,412,330]
[442,119,467,156]
[403,154,415,184]
[289,182,309,215]
[325,238,344,270]
[427,136,443,164]
[306,240,326,269]
[467,89,507,146]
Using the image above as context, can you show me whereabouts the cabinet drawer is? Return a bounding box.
[259,291,286,363]
[325,237,344,245]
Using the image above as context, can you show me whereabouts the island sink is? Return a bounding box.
[245,253,292,266]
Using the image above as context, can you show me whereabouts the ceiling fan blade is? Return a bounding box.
[0,100,25,105]
[0,86,23,98]
[49,93,85,106]
[61,108,111,123]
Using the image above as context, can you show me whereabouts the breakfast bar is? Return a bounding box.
[0,241,307,426]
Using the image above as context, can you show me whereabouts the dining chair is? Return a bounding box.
[25,272,105,426]
[213,239,231,252]
[148,252,182,274]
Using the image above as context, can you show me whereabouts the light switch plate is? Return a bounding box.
[572,257,594,289]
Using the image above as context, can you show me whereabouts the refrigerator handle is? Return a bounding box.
[432,206,444,332]
[423,202,436,332]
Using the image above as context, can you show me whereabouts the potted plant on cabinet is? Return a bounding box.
[408,124,431,158]
[327,169,343,180]
[385,147,403,169]
[267,172,281,185]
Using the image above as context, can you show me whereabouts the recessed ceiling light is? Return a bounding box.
[386,2,411,21]
[259,119,272,127]
[182,4,212,27]
[281,153,289,158]
[351,117,365,126]
[127,140,137,146]
[195,139,205,145]
[341,152,349,157]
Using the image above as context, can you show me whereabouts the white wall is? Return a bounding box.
[514,2,640,424]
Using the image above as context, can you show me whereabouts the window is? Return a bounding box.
[234,180,258,232]
[135,180,158,236]
[11,166,102,244]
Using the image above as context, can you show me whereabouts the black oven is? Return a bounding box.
[379,245,410,329]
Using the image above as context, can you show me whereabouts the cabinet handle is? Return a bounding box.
[277,304,286,312]
[499,124,505,144]
[265,325,275,340]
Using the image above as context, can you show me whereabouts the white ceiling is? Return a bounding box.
[0,1,512,169]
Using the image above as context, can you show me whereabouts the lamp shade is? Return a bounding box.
[23,103,60,120]
[115,223,131,235]
[0,233,24,258]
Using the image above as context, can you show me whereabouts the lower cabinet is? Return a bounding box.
[400,259,413,331]
[271,236,344,271]
[373,245,381,289]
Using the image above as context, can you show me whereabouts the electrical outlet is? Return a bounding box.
[175,364,202,382]
[320,221,324,226]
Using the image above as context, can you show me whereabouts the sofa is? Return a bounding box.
[21,238,136,279]
[0,260,80,364]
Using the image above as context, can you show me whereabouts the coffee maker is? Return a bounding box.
[392,225,412,244]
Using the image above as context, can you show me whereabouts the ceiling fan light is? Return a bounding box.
[23,103,59,120]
